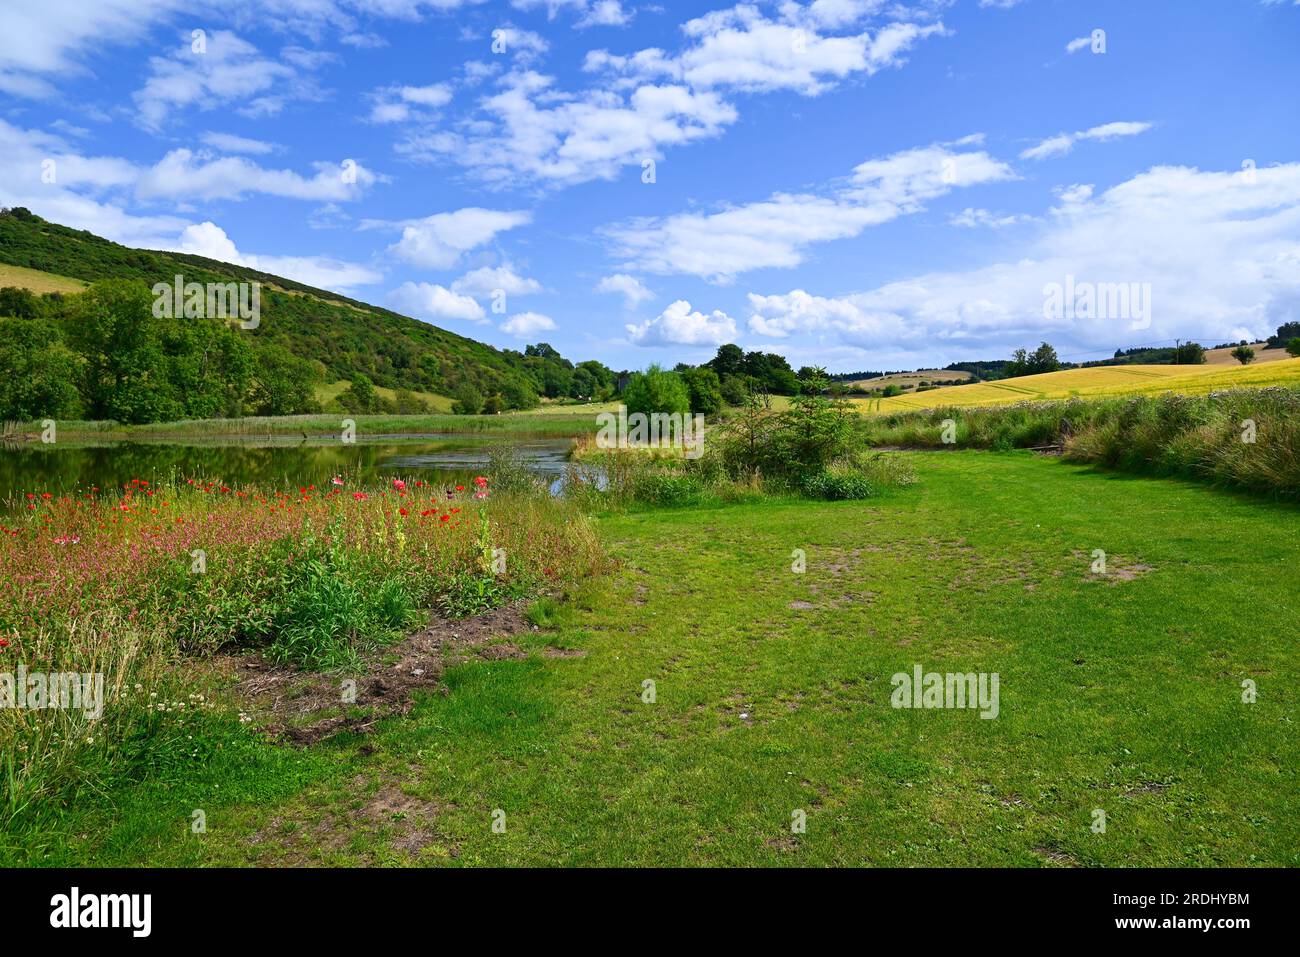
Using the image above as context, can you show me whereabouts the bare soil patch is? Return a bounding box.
[225,602,537,744]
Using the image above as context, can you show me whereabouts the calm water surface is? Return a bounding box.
[0,434,575,506]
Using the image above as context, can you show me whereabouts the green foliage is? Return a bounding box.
[1173,341,1207,364]
[705,343,798,395]
[486,444,545,494]
[719,373,750,406]
[1006,342,1061,378]
[622,364,691,416]
[1287,338,1300,359]
[1232,345,1256,365]
[0,210,593,417]
[452,382,485,415]
[0,317,82,420]
[680,366,723,415]
[0,286,39,318]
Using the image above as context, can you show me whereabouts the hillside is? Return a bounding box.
[0,208,558,408]
[856,358,1300,414]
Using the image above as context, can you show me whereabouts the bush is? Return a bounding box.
[680,366,724,415]
[622,364,690,417]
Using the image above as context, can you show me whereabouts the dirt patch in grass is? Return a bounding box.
[253,773,455,862]
[225,602,537,745]
[1033,845,1080,867]
[1071,550,1155,584]
[542,645,587,659]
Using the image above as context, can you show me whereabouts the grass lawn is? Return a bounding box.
[15,452,1297,866]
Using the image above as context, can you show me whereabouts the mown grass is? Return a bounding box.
[9,451,1295,866]
[856,358,1300,414]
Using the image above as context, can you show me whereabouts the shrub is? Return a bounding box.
[622,364,690,417]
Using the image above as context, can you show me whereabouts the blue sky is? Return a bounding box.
[2,0,1299,372]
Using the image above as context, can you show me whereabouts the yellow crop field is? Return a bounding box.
[854,358,1300,415]
[0,262,87,294]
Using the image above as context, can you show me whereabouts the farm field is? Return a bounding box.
[856,358,1300,415]
[13,452,1295,867]
[314,380,456,413]
[0,263,87,295]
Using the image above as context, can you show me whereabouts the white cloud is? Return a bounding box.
[399,70,737,187]
[501,311,558,336]
[136,150,377,201]
[491,26,550,61]
[0,0,185,97]
[411,4,941,188]
[1065,35,1092,54]
[626,299,737,346]
[1021,121,1153,161]
[452,264,542,296]
[606,142,1015,282]
[377,208,532,269]
[173,221,383,293]
[386,281,487,322]
[367,83,453,123]
[745,162,1300,366]
[577,1,631,28]
[596,273,655,307]
[510,0,629,28]
[200,131,281,154]
[585,5,945,96]
[134,31,309,129]
[949,207,1029,228]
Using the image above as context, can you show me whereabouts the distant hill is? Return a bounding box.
[0,208,578,411]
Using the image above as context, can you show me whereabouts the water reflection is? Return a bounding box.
[0,434,575,506]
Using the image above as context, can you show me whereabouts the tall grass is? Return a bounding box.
[862,387,1300,496]
[30,411,598,440]
[0,474,606,829]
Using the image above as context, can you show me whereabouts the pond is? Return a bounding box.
[0,434,577,508]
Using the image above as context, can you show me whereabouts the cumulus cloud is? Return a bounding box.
[406,3,942,188]
[399,70,737,187]
[451,264,542,297]
[136,150,378,201]
[596,273,655,307]
[606,142,1015,282]
[375,208,532,269]
[1020,121,1153,161]
[386,281,487,322]
[626,299,737,346]
[745,162,1300,366]
[585,5,944,95]
[173,221,383,293]
[501,311,558,336]
[134,31,315,129]
[366,83,453,123]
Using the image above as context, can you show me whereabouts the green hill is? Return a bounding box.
[0,207,598,420]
